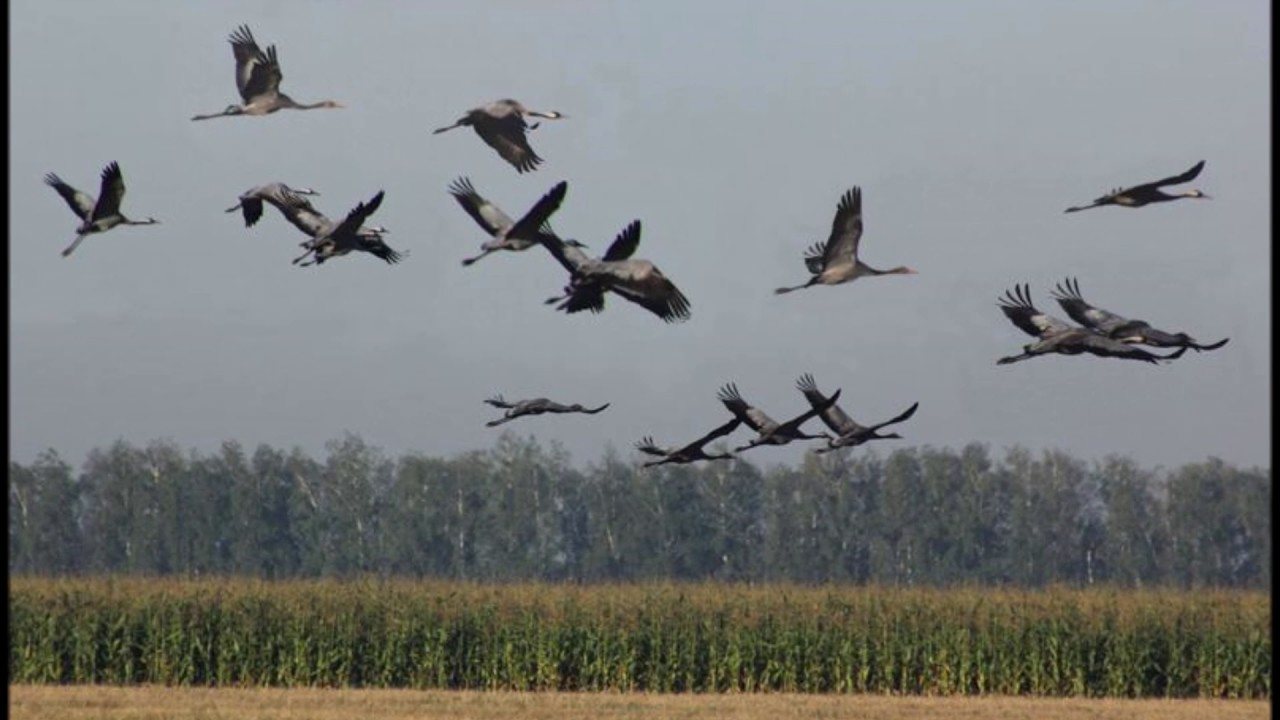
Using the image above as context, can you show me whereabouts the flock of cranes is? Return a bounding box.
[44,24,1230,467]
[991,160,1225,367]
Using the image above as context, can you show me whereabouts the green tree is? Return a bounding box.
[1094,455,1166,587]
[9,451,83,574]
[79,440,165,573]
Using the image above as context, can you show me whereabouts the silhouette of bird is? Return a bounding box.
[1051,278,1228,352]
[776,186,915,294]
[539,219,692,323]
[192,25,344,121]
[483,395,610,427]
[996,284,1188,365]
[795,373,919,453]
[245,186,389,253]
[45,162,159,257]
[247,187,397,266]
[433,99,564,173]
[1064,160,1209,212]
[286,190,400,267]
[635,417,743,468]
[717,383,839,452]
[448,177,577,266]
[225,182,320,227]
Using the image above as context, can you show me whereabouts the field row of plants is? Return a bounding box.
[8,577,1270,698]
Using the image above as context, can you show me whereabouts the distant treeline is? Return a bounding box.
[8,435,1271,589]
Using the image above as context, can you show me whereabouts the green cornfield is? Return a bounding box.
[8,577,1270,698]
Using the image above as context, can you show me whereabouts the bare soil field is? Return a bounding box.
[8,685,1271,720]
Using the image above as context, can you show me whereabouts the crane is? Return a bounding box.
[45,162,159,257]
[776,186,915,294]
[1064,161,1209,212]
[192,25,344,121]
[433,98,564,173]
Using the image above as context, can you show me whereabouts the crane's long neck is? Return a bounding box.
[296,99,343,110]
[861,262,915,276]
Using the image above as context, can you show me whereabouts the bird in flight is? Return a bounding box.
[1050,278,1228,353]
[448,176,577,266]
[717,382,838,452]
[192,25,344,121]
[225,182,321,227]
[433,99,564,173]
[539,219,692,324]
[1063,160,1209,213]
[634,417,743,468]
[776,186,915,294]
[483,395,610,427]
[45,162,159,257]
[794,373,919,453]
[995,284,1189,365]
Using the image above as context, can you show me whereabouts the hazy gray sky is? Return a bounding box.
[11,1,1270,471]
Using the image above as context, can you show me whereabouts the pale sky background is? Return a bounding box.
[10,1,1270,472]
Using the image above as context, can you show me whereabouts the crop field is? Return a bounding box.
[8,577,1270,699]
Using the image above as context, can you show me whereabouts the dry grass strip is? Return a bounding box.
[8,685,1271,720]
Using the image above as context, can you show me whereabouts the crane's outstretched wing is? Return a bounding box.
[91,162,126,219]
[507,181,567,240]
[635,436,670,457]
[273,187,332,237]
[448,176,512,235]
[814,186,863,271]
[679,416,742,453]
[866,401,919,433]
[230,25,282,103]
[717,383,774,433]
[331,190,385,239]
[44,173,96,220]
[602,220,641,262]
[998,283,1075,338]
[476,113,543,173]
[1142,160,1206,190]
[1050,277,1139,335]
[605,265,691,323]
[796,373,858,436]
[773,388,841,436]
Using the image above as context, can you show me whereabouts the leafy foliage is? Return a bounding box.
[8,436,1271,590]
